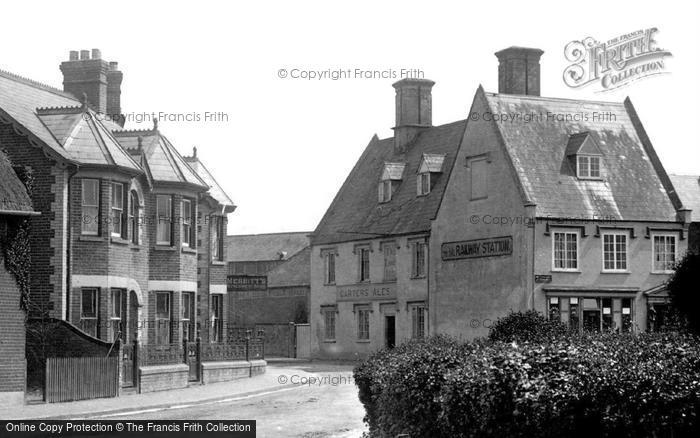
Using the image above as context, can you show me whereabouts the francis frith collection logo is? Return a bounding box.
[563,28,672,92]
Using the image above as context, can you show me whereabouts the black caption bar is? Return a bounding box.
[2,420,256,437]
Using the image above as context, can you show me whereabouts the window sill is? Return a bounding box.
[551,269,581,273]
[211,260,226,266]
[154,245,177,252]
[601,270,630,274]
[130,244,141,251]
[181,246,197,254]
[322,340,336,343]
[356,340,371,344]
[382,279,397,284]
[410,276,426,280]
[79,235,104,242]
[110,237,129,245]
[324,283,336,287]
[651,271,674,275]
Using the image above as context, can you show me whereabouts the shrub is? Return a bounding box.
[355,333,700,437]
[488,310,568,343]
[668,253,700,335]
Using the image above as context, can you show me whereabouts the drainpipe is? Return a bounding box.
[65,165,79,321]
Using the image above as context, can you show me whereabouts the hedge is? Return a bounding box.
[354,332,700,437]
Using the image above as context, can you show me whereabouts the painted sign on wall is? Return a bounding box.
[441,236,513,260]
[336,283,397,302]
[227,275,268,291]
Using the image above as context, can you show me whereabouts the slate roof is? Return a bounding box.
[113,129,208,190]
[267,246,311,288]
[0,150,34,214]
[670,175,700,221]
[0,69,139,172]
[311,120,467,245]
[183,151,236,211]
[226,232,310,262]
[484,91,679,221]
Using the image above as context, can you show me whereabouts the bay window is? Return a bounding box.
[156,195,172,245]
[81,179,99,235]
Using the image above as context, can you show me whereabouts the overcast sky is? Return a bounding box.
[2,0,698,235]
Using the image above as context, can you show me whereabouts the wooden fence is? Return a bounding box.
[45,356,119,403]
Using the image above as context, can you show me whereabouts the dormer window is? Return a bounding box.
[578,155,601,179]
[416,153,446,197]
[417,172,431,196]
[379,162,406,203]
[566,132,603,180]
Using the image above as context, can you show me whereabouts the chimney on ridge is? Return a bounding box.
[392,78,434,154]
[60,49,124,126]
[495,47,544,96]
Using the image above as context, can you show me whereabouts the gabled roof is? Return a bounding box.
[311,120,467,245]
[182,150,236,212]
[381,162,406,181]
[0,69,139,174]
[0,150,35,215]
[418,153,447,173]
[565,132,602,157]
[226,232,310,262]
[113,129,207,190]
[670,174,700,221]
[267,246,311,288]
[483,91,678,221]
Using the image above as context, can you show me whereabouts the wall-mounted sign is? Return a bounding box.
[441,236,513,261]
[227,275,267,292]
[336,283,397,302]
[535,274,553,283]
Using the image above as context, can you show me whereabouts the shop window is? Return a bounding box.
[582,298,601,332]
[569,297,580,331]
[602,298,614,331]
[548,297,560,321]
[621,298,633,332]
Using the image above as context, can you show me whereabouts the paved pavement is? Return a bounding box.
[0,361,367,437]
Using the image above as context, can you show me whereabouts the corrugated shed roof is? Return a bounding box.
[226,232,310,262]
[113,130,207,189]
[484,92,678,221]
[0,150,34,214]
[182,154,235,209]
[670,175,700,221]
[267,246,311,288]
[311,120,467,245]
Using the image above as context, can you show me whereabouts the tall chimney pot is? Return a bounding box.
[69,51,79,61]
[80,50,90,60]
[92,49,101,60]
[495,47,544,96]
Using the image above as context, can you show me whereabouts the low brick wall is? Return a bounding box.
[201,361,251,384]
[250,360,267,377]
[138,364,189,393]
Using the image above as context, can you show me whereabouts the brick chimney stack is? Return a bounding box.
[60,49,124,126]
[392,78,434,154]
[495,47,544,96]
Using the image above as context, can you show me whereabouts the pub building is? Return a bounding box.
[309,47,691,359]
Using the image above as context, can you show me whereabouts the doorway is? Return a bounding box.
[384,315,396,349]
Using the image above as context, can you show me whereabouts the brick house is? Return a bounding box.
[0,49,235,350]
[309,47,693,359]
[0,150,37,407]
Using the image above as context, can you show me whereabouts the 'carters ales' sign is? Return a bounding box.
[336,283,397,302]
[441,236,513,260]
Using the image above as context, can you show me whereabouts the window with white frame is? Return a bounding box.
[553,230,579,271]
[383,242,397,282]
[81,179,99,235]
[181,199,192,247]
[111,182,125,237]
[129,191,139,244]
[652,234,677,273]
[357,307,370,340]
[80,288,98,337]
[155,292,172,345]
[417,172,430,196]
[156,195,172,245]
[359,247,370,282]
[602,231,628,271]
[211,294,224,342]
[577,155,601,179]
[323,308,336,341]
[211,215,225,261]
[110,288,124,341]
[378,180,392,203]
[412,241,427,278]
[411,304,426,339]
[324,251,336,285]
[182,291,195,342]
